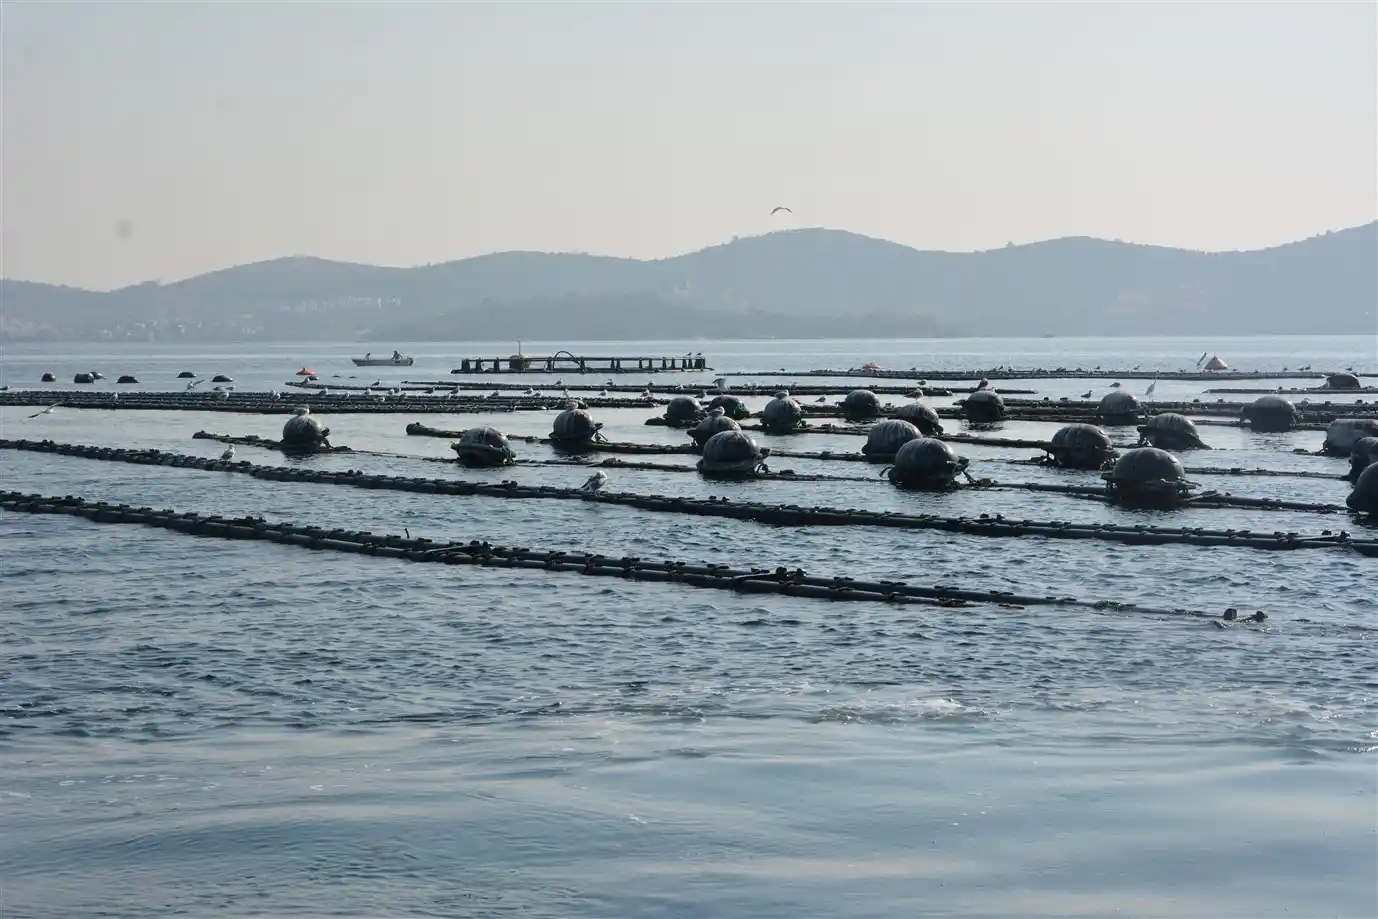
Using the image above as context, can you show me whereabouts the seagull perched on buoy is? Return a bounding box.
[220,445,235,461]
[580,470,608,493]
[26,402,61,420]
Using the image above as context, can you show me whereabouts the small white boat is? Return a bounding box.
[353,351,414,367]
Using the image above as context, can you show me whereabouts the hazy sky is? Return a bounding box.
[2,1,1375,290]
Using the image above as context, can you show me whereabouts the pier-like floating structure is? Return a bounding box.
[452,351,710,374]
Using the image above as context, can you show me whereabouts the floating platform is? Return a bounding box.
[451,353,710,374]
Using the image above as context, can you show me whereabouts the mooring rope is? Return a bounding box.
[3,440,1372,554]
[0,490,1274,622]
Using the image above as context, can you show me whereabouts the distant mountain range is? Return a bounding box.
[2,223,1374,342]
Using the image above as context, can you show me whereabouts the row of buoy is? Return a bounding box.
[40,372,232,384]
[6,439,1373,549]
[776,368,1372,383]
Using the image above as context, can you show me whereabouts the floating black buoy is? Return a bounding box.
[1096,391,1143,426]
[1348,436,1378,483]
[1047,423,1116,469]
[40,372,56,383]
[891,401,944,436]
[116,375,139,384]
[888,437,969,489]
[1137,412,1208,450]
[1322,418,1378,456]
[697,430,768,477]
[688,412,741,450]
[962,389,1005,423]
[663,395,703,428]
[707,394,751,420]
[1103,447,1193,508]
[862,419,921,457]
[73,373,95,384]
[1347,462,1378,514]
[1241,395,1300,432]
[177,371,197,379]
[761,394,807,434]
[451,425,514,467]
[841,389,882,423]
[280,407,333,455]
[1326,372,1362,390]
[551,407,603,447]
[212,374,234,383]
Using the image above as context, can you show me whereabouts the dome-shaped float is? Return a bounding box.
[707,394,751,420]
[1096,391,1142,425]
[962,389,1005,424]
[887,437,970,489]
[1240,395,1300,432]
[1347,461,1378,515]
[117,375,139,384]
[662,396,703,428]
[73,373,95,384]
[892,402,944,436]
[1348,436,1378,483]
[1322,418,1378,456]
[1103,447,1193,508]
[1203,355,1228,371]
[862,419,922,458]
[1046,423,1116,470]
[1325,372,1362,390]
[177,371,196,379]
[761,394,807,434]
[1137,413,1209,450]
[40,372,56,383]
[451,425,514,467]
[688,411,742,450]
[281,407,332,455]
[212,374,234,383]
[841,389,883,423]
[550,408,603,447]
[696,430,769,477]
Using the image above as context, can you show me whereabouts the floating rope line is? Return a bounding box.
[723,368,1374,383]
[3,440,1372,554]
[0,390,668,415]
[388,380,1035,398]
[170,435,1353,510]
[0,490,1273,622]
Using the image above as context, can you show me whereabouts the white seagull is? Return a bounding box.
[26,402,62,420]
[580,470,608,493]
[220,445,236,461]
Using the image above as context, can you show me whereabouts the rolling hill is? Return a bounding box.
[2,223,1373,341]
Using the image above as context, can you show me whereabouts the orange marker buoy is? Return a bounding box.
[296,367,316,376]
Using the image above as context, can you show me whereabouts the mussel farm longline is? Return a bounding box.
[0,491,1272,622]
[4,441,1372,555]
[8,436,1349,508]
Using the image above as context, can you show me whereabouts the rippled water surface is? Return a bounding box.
[2,337,1375,918]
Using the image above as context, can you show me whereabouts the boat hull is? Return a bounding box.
[352,357,415,366]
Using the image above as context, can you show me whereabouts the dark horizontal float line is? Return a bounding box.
[724,369,1375,383]
[384,380,1025,396]
[0,390,671,415]
[3,439,1371,554]
[181,431,1347,509]
[0,490,1269,622]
